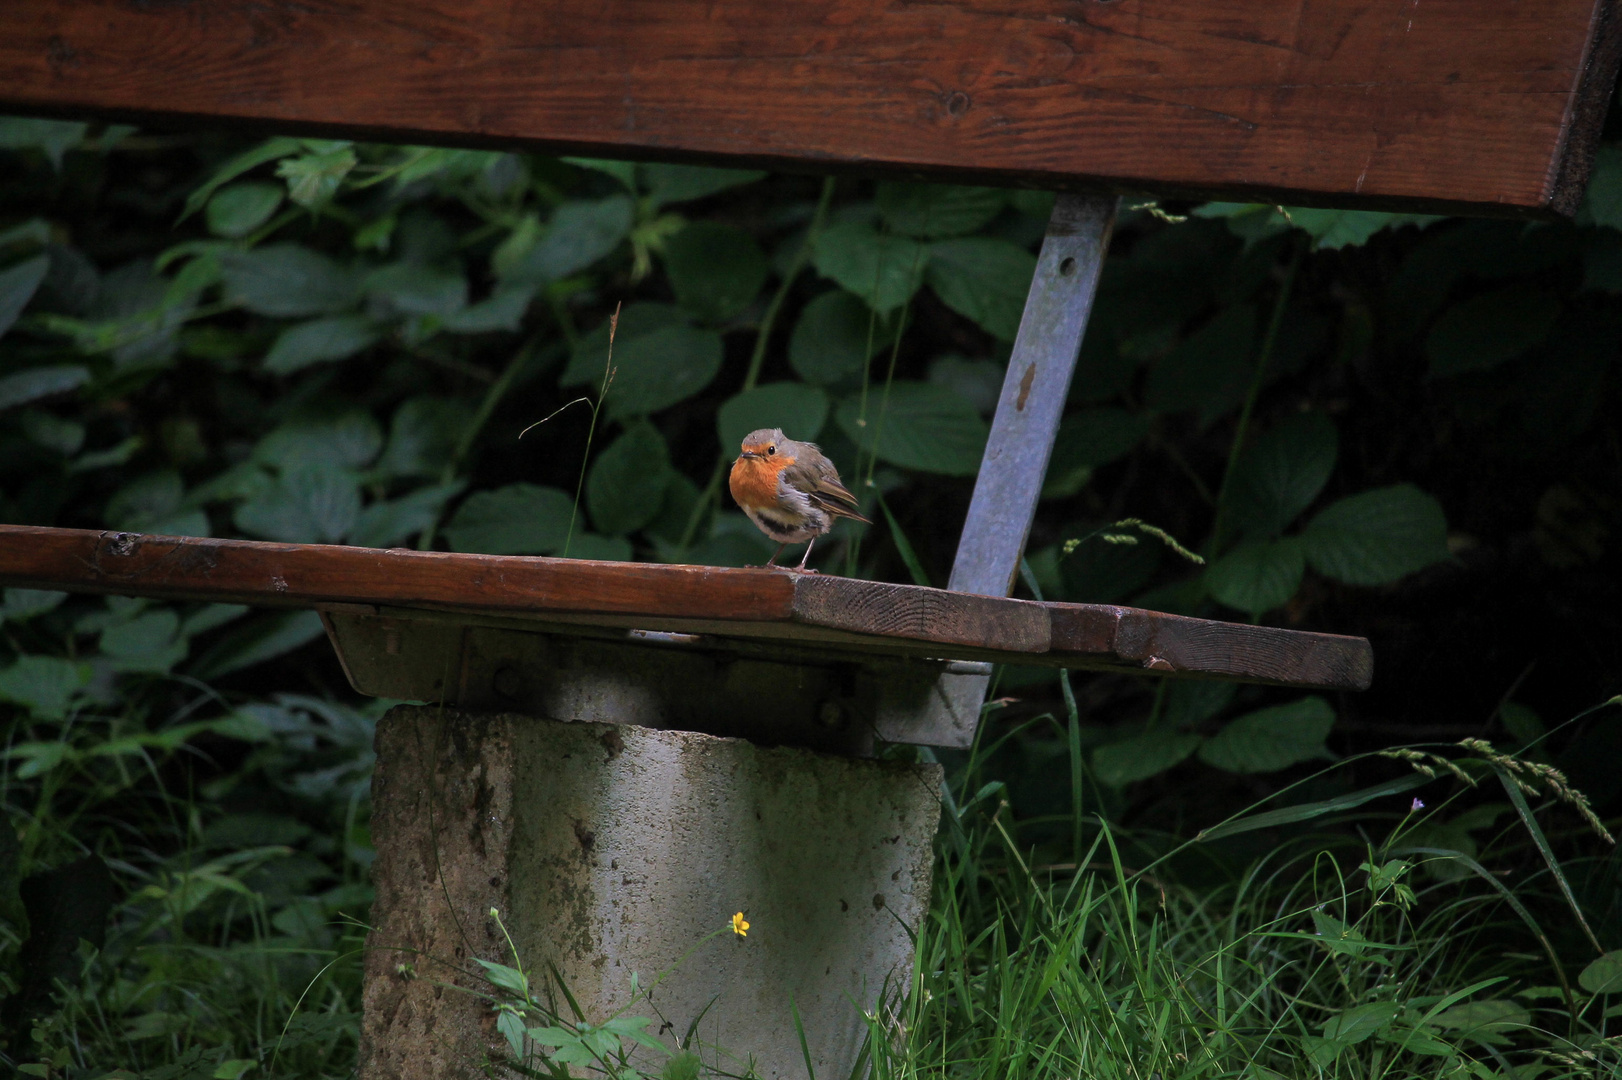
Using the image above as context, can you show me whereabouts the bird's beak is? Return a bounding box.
[738,449,759,459]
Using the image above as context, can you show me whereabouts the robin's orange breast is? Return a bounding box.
[729,455,789,509]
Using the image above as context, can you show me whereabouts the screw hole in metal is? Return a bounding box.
[1058,256,1078,277]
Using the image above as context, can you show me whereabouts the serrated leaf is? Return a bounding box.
[789,290,890,385]
[563,302,688,386]
[662,221,768,323]
[812,222,926,314]
[1198,696,1334,773]
[350,481,465,548]
[1579,950,1622,994]
[206,182,284,239]
[504,196,634,285]
[0,365,90,412]
[1206,537,1305,616]
[605,325,724,418]
[275,147,357,208]
[1225,412,1338,538]
[587,423,672,536]
[1425,287,1560,379]
[717,383,830,454]
[220,245,358,317]
[876,183,1005,238]
[377,396,476,479]
[0,253,49,340]
[233,464,361,543]
[834,382,988,476]
[1300,484,1449,586]
[643,163,765,207]
[264,315,378,375]
[925,237,1036,341]
[1092,732,1203,787]
[444,484,576,555]
[255,412,383,471]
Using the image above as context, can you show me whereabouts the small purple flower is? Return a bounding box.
[1411,798,1425,812]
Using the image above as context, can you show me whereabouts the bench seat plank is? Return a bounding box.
[1,0,1617,214]
[0,525,1371,690]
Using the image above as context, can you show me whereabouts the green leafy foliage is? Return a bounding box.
[1197,696,1335,773]
[1300,484,1450,586]
[662,222,768,323]
[835,383,988,476]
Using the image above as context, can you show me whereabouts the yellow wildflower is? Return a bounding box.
[731,912,750,938]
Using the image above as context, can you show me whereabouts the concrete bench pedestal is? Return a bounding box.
[359,705,942,1080]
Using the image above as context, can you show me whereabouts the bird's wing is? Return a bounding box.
[783,458,871,523]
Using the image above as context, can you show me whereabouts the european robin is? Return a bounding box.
[728,428,870,570]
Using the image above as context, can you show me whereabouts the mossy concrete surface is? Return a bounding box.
[360,705,942,1080]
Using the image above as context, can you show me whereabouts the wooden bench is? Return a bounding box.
[1,2,1616,1077]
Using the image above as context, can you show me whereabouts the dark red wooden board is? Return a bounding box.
[0,0,1617,215]
[0,526,1372,691]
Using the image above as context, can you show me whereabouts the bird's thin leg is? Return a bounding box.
[765,542,787,567]
[796,537,816,571]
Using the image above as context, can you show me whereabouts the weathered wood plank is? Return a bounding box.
[0,0,1616,215]
[0,526,1371,689]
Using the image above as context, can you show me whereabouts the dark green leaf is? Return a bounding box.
[0,655,91,716]
[1093,732,1203,787]
[1431,1000,1529,1043]
[1205,537,1305,616]
[834,382,988,476]
[221,245,359,317]
[106,470,183,530]
[377,396,476,479]
[264,315,379,375]
[1145,305,1257,422]
[364,262,468,317]
[0,118,88,169]
[3,589,68,623]
[1579,950,1622,994]
[643,164,765,208]
[662,222,768,322]
[925,238,1036,341]
[350,482,466,549]
[181,136,303,221]
[233,464,361,543]
[928,355,1003,414]
[205,182,285,239]
[0,253,49,340]
[254,412,383,470]
[876,183,1004,238]
[563,302,687,386]
[504,196,634,285]
[1578,145,1622,230]
[101,609,187,673]
[443,285,536,334]
[1225,412,1338,538]
[789,290,889,385]
[812,222,926,314]
[1041,408,1149,499]
[1300,484,1449,586]
[1321,1002,1400,1043]
[588,423,672,536]
[0,364,90,412]
[1425,287,1560,379]
[1197,696,1334,773]
[1283,208,1440,250]
[275,146,357,208]
[562,533,633,561]
[20,411,85,455]
[605,325,724,418]
[444,483,576,555]
[717,383,830,454]
[189,610,325,680]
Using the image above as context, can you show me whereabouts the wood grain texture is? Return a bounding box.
[0,526,1371,689]
[0,0,1617,215]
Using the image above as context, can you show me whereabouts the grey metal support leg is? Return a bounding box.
[888,193,1117,747]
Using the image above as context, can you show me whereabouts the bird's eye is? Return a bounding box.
[766,445,776,455]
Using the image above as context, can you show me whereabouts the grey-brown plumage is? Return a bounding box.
[728,427,870,570]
